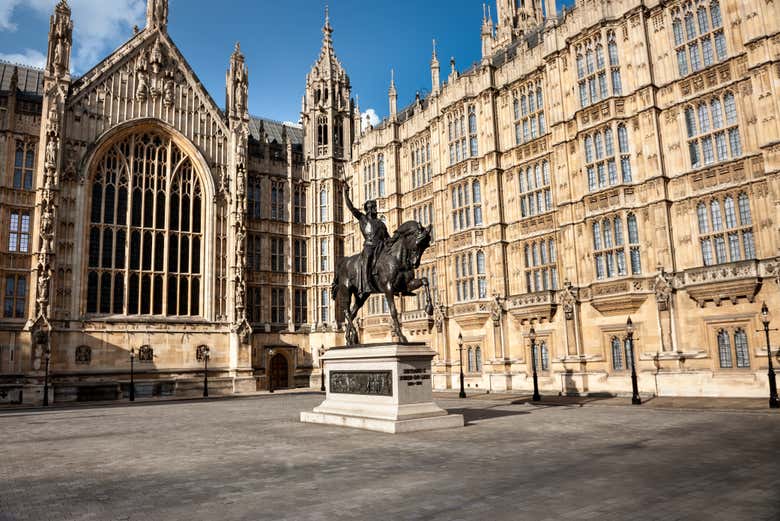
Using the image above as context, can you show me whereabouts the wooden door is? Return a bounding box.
[270,354,288,390]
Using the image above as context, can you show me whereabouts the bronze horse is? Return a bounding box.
[331,221,434,345]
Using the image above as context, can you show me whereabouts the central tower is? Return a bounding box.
[302,10,354,340]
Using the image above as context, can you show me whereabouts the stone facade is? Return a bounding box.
[345,0,780,398]
[0,0,778,404]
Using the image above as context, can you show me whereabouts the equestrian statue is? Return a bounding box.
[331,185,434,345]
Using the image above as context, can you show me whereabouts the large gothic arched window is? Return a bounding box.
[87,131,204,317]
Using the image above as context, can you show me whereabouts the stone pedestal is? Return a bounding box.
[301,343,464,433]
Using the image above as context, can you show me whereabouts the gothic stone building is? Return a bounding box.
[0,0,778,404]
[346,0,780,398]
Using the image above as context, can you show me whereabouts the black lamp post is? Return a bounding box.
[529,327,540,402]
[626,317,641,405]
[760,302,779,409]
[37,331,50,407]
[319,345,326,392]
[268,349,275,394]
[202,346,210,398]
[457,333,466,398]
[129,348,135,402]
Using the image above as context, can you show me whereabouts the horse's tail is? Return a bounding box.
[330,263,340,301]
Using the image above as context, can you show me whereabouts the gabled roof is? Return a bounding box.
[0,61,45,97]
[249,116,303,146]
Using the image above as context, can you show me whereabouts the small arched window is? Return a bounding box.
[378,154,385,197]
[737,193,751,225]
[472,181,483,225]
[475,347,482,372]
[697,203,709,233]
[319,188,328,222]
[467,347,475,373]
[734,329,750,368]
[717,329,732,368]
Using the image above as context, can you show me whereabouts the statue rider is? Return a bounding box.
[344,185,389,294]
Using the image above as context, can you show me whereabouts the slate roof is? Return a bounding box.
[249,116,303,145]
[0,61,45,97]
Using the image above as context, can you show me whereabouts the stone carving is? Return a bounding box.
[147,0,169,31]
[654,268,675,312]
[559,281,578,321]
[135,38,178,104]
[75,345,91,365]
[47,1,72,76]
[330,371,393,396]
[138,345,154,362]
[490,294,503,325]
[433,303,446,332]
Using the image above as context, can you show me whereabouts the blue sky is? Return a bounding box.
[0,0,574,124]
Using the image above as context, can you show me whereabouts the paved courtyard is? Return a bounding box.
[1,393,779,521]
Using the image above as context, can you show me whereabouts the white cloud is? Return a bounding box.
[282,120,301,127]
[361,108,380,131]
[0,0,23,31]
[1,0,146,73]
[0,49,47,69]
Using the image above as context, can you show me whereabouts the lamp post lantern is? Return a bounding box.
[760,302,779,409]
[319,345,326,392]
[129,348,135,402]
[202,346,210,398]
[457,333,466,398]
[529,327,540,402]
[626,317,641,405]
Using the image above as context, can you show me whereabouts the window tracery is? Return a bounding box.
[86,131,204,317]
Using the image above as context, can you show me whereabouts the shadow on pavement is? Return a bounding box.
[444,406,530,426]
[509,395,649,407]
[0,391,325,417]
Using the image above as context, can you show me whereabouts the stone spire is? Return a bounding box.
[146,0,169,31]
[430,39,440,95]
[449,56,458,83]
[321,5,334,58]
[481,4,495,59]
[46,0,72,77]
[388,68,397,121]
[226,42,249,123]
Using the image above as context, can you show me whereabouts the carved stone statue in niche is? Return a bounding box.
[235,278,245,311]
[46,103,60,135]
[45,137,58,170]
[560,281,578,321]
[236,227,246,256]
[433,303,446,333]
[490,294,502,325]
[135,64,149,101]
[163,71,175,107]
[654,268,675,312]
[236,164,246,196]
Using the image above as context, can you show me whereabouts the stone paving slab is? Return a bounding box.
[0,393,778,521]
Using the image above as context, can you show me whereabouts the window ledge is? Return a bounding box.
[681,260,761,307]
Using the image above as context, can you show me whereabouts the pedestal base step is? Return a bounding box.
[300,411,464,434]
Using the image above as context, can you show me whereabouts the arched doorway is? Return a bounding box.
[269,354,289,390]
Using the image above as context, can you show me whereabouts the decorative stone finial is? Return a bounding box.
[146,0,169,31]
